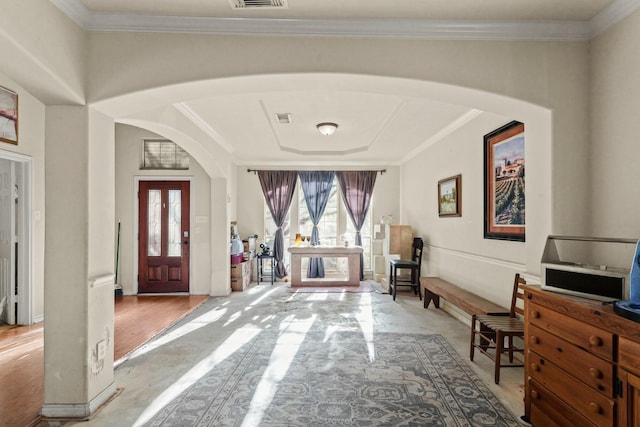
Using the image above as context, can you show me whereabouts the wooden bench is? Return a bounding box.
[420,276,507,315]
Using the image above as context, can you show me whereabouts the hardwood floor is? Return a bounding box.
[114,295,208,361]
[0,323,44,427]
[0,294,209,427]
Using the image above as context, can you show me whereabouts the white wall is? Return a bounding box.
[114,124,212,295]
[590,9,640,240]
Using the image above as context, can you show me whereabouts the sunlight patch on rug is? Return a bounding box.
[148,332,517,426]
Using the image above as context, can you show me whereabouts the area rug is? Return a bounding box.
[288,280,388,294]
[148,331,518,426]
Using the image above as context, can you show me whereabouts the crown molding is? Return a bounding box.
[401,109,483,163]
[51,0,639,41]
[50,0,92,26]
[590,0,640,36]
[174,103,236,154]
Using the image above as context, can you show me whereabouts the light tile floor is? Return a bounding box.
[52,282,526,426]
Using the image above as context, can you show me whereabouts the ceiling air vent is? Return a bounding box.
[229,0,288,9]
[276,113,291,124]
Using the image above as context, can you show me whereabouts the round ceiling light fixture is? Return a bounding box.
[316,122,338,136]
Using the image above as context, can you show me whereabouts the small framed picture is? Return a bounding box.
[0,86,18,145]
[438,174,461,217]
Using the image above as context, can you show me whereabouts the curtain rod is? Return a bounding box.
[246,168,386,175]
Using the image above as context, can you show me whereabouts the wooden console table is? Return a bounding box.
[288,246,363,287]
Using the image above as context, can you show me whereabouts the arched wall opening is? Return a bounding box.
[94,72,553,299]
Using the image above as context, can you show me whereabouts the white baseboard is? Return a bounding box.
[41,382,117,418]
[210,288,232,297]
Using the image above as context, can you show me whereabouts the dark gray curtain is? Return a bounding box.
[258,170,297,279]
[336,171,377,280]
[299,171,335,278]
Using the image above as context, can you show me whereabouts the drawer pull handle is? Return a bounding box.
[589,368,602,379]
[530,363,539,372]
[589,402,602,414]
[530,389,539,400]
[589,336,603,347]
[530,336,539,345]
[531,310,540,319]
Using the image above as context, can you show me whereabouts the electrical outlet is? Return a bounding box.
[96,339,106,360]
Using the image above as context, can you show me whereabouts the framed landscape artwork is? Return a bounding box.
[438,174,461,217]
[484,121,525,241]
[0,86,17,145]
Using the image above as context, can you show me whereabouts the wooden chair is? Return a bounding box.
[389,237,423,301]
[470,273,526,384]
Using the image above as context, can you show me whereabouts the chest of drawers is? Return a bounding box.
[524,286,640,427]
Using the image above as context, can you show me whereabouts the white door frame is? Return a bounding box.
[133,175,194,295]
[0,149,32,325]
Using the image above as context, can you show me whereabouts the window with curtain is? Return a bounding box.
[298,178,338,269]
[346,207,372,271]
[264,204,290,250]
[263,179,372,274]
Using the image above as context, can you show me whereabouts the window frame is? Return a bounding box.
[142,139,190,170]
[263,179,373,274]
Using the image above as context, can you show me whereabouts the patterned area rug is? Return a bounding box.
[288,280,388,294]
[149,331,518,426]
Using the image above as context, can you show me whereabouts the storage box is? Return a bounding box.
[230,261,251,278]
[380,277,389,292]
[231,274,251,291]
[372,239,383,255]
[374,255,386,274]
[230,253,244,264]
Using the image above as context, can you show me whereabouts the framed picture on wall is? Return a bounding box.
[484,121,525,241]
[0,86,18,145]
[438,174,461,217]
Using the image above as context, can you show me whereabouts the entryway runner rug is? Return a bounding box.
[148,331,518,426]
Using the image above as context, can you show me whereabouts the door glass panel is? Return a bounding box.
[148,189,161,256]
[168,189,182,256]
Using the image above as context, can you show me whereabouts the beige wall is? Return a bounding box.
[590,9,640,240]
[44,105,116,408]
[83,32,589,308]
[0,9,602,319]
[402,112,533,309]
[0,1,86,104]
[88,33,580,109]
[86,108,116,401]
[114,124,212,295]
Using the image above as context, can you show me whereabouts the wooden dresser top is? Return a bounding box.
[524,285,640,342]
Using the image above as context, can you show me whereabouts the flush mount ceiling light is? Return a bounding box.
[317,122,338,136]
